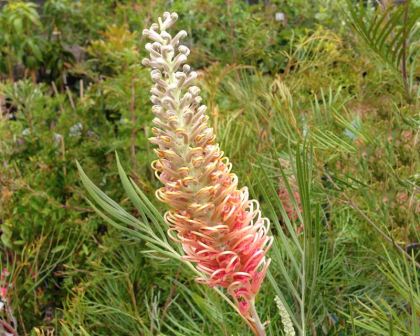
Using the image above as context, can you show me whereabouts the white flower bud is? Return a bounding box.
[151,69,161,79]
[189,86,200,96]
[150,95,160,104]
[170,12,178,21]
[171,30,187,46]
[178,45,190,56]
[171,56,186,72]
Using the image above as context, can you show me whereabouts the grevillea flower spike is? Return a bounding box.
[142,12,272,335]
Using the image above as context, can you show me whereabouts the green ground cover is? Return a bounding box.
[0,1,419,335]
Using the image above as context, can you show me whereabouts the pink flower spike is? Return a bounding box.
[142,12,273,335]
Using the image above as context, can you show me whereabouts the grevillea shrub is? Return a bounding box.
[141,12,272,335]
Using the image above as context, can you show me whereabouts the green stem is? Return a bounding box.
[249,300,266,336]
[401,0,410,100]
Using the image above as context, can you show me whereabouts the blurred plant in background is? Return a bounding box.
[346,0,420,100]
[0,0,419,335]
[0,2,42,81]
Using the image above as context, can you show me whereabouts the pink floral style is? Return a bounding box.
[0,268,9,300]
[0,287,6,300]
[142,12,272,331]
[278,187,302,223]
[0,267,18,334]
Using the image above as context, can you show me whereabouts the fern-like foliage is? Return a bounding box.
[255,145,349,335]
[345,248,420,335]
[346,0,420,98]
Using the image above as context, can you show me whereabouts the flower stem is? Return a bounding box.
[249,300,266,336]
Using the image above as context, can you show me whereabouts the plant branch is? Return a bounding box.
[249,300,266,336]
[0,319,18,336]
[400,0,410,98]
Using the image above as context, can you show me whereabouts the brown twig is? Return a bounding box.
[0,319,18,336]
[400,0,410,99]
[79,79,84,99]
[17,305,27,335]
[346,198,420,269]
[51,82,65,114]
[159,270,181,326]
[65,86,76,111]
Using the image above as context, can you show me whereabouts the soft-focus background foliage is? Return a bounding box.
[0,0,419,335]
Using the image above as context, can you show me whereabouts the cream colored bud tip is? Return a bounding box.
[178,45,190,55]
[171,12,178,20]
